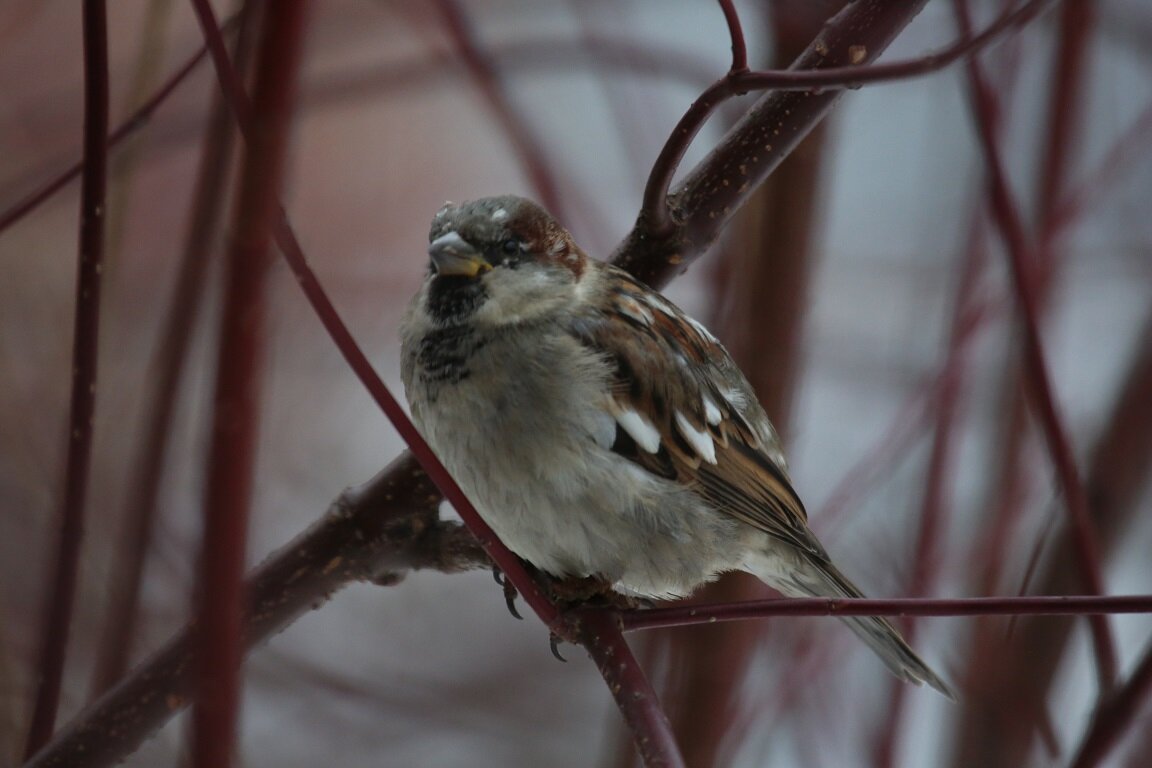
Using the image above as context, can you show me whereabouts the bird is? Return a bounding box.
[400,195,953,697]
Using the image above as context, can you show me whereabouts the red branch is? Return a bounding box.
[22,1,109,758]
[618,595,1152,632]
[191,5,311,766]
[954,0,1117,691]
[575,611,684,768]
[717,0,747,72]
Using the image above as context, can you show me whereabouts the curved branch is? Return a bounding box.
[717,0,747,72]
[622,0,1053,284]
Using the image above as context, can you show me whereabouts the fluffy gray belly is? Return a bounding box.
[407,329,747,597]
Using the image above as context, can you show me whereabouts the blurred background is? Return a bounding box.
[1,1,1150,766]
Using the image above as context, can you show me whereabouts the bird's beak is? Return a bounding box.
[428,232,491,278]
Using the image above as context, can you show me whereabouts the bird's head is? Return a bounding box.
[421,196,588,327]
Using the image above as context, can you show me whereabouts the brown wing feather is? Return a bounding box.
[569,266,828,561]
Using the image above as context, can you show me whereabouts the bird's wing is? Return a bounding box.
[568,267,827,561]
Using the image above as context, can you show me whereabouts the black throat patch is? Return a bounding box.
[426,275,486,324]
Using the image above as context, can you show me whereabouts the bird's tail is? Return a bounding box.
[766,557,955,699]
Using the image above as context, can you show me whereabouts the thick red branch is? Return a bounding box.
[621,0,1051,278]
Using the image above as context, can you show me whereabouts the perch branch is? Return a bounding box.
[574,610,684,768]
[618,595,1152,632]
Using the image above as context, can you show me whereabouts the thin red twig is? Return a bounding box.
[954,0,1118,692]
[951,31,1025,593]
[186,0,556,627]
[191,4,310,766]
[733,0,1052,91]
[22,1,109,757]
[619,595,1152,632]
[717,0,747,72]
[950,8,1097,765]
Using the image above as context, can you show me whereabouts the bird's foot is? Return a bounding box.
[546,574,650,611]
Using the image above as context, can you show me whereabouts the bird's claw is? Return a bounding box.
[492,566,523,619]
[549,633,568,662]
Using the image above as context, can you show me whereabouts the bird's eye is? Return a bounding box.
[501,238,521,255]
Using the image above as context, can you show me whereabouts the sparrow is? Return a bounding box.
[400,195,953,697]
